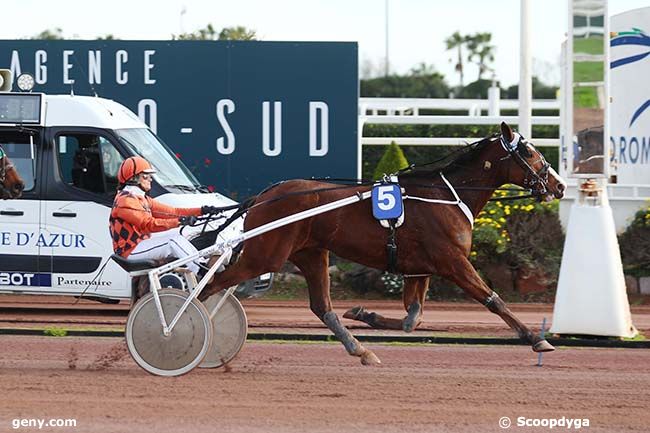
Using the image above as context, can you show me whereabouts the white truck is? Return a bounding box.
[0,71,272,302]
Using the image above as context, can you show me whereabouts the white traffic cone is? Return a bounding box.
[551,180,637,337]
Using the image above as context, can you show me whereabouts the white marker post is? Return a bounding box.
[551,0,636,338]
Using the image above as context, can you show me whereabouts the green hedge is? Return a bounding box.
[362,144,559,181]
[619,203,650,277]
[471,190,563,279]
[361,123,560,181]
[373,142,409,180]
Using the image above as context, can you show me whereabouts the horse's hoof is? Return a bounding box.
[402,318,419,333]
[360,350,381,366]
[343,306,364,320]
[533,340,555,352]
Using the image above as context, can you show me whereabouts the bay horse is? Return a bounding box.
[200,122,566,365]
[0,144,25,199]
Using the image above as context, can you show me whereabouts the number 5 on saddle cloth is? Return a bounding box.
[371,176,405,274]
[371,177,405,228]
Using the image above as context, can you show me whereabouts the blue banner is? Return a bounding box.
[0,272,51,287]
[0,41,359,198]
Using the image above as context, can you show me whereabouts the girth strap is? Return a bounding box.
[386,219,398,274]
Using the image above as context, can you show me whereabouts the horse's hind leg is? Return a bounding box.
[401,276,429,332]
[344,276,430,332]
[444,256,554,353]
[290,248,381,366]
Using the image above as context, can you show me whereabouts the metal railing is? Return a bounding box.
[359,96,560,148]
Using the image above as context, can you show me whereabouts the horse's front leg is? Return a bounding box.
[444,256,554,352]
[344,276,430,332]
[290,248,381,365]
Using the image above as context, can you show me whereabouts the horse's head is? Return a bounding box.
[0,145,25,199]
[496,122,566,202]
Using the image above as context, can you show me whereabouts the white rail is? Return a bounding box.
[359,97,560,148]
[363,115,559,126]
[362,137,559,147]
[359,97,560,116]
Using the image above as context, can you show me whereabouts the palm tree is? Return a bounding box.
[32,28,64,40]
[174,24,257,41]
[445,31,467,86]
[218,26,257,41]
[466,33,495,81]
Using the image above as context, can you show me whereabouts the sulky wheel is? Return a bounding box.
[199,290,248,369]
[126,288,212,377]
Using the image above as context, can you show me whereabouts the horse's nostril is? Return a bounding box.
[13,183,25,193]
[558,183,566,192]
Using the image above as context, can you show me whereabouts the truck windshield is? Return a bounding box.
[116,128,201,191]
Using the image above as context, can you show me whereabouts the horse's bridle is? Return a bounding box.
[500,134,551,199]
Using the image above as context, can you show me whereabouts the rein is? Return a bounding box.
[398,182,536,201]
[158,132,549,238]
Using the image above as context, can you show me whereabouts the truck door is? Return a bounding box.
[0,130,46,291]
[42,128,130,298]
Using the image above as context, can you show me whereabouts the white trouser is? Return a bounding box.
[128,229,201,274]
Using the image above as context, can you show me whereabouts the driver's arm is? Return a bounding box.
[149,197,201,219]
[113,196,180,233]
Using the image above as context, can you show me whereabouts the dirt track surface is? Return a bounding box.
[1,335,649,433]
[3,296,650,338]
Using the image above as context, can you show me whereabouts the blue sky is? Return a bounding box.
[3,0,650,86]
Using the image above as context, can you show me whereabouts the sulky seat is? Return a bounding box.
[110,253,159,272]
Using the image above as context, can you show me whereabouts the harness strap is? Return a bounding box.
[403,273,432,278]
[403,173,474,229]
[386,220,398,274]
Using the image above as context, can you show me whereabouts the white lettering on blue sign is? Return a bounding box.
[10,50,21,78]
[63,50,74,84]
[138,99,157,134]
[216,99,236,155]
[9,48,158,85]
[144,50,156,84]
[116,50,128,84]
[0,272,34,286]
[89,50,101,84]
[0,273,51,287]
[372,184,403,220]
[262,101,282,157]
[214,99,329,157]
[309,102,329,157]
[35,50,47,84]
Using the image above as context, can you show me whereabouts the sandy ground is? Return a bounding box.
[0,335,649,433]
[3,296,650,339]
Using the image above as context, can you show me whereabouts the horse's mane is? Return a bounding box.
[400,134,499,179]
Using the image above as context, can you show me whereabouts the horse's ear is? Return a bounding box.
[500,122,514,142]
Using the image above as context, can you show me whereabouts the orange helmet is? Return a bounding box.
[117,156,156,184]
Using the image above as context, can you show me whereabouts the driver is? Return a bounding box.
[109,156,218,274]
